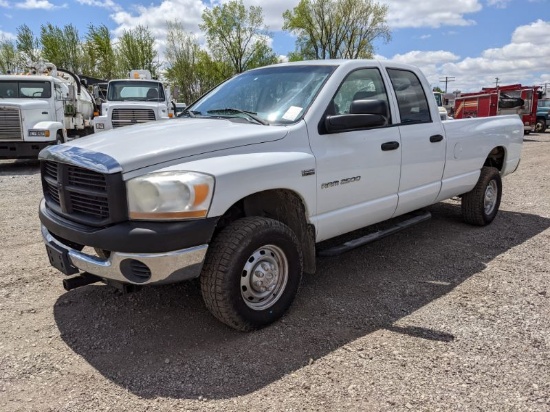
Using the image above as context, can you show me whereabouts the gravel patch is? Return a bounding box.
[1,133,549,411]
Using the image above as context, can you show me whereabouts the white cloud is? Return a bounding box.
[111,0,205,39]
[15,0,55,9]
[77,0,121,12]
[0,29,15,40]
[383,0,482,29]
[486,0,512,8]
[0,0,9,7]
[438,20,550,91]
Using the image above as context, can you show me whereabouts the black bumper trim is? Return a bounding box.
[39,199,219,253]
[0,141,52,159]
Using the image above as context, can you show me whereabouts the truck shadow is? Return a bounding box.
[0,159,40,175]
[53,202,550,400]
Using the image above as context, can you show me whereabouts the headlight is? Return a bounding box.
[127,172,214,220]
[28,129,50,137]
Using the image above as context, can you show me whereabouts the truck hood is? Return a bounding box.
[104,101,166,110]
[0,99,49,110]
[47,117,288,173]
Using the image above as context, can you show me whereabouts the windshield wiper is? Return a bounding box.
[206,108,269,125]
[180,108,201,118]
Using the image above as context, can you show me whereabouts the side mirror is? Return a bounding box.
[325,114,386,133]
[324,99,388,133]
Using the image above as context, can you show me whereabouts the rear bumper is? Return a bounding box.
[0,141,52,159]
[42,225,208,285]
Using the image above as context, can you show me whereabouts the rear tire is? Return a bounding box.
[461,166,502,226]
[200,217,303,331]
[535,118,546,133]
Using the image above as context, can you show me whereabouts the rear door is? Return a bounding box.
[386,68,446,217]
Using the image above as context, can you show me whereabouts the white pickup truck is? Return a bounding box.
[38,60,523,331]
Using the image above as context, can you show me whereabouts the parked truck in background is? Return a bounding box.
[0,62,95,159]
[535,98,549,133]
[454,84,539,134]
[39,60,524,331]
[433,91,449,120]
[92,70,173,133]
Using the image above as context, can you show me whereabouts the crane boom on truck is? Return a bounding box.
[0,62,95,159]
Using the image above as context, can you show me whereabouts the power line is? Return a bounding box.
[439,76,455,93]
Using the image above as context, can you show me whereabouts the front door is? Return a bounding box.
[308,67,402,242]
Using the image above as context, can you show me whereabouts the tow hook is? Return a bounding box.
[62,273,101,291]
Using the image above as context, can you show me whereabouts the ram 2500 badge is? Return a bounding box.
[38,60,524,331]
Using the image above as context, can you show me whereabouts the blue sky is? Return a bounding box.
[1,0,549,93]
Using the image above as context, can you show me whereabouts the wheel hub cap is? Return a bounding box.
[484,180,498,215]
[241,245,288,310]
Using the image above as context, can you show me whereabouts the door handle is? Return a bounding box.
[381,141,400,151]
[430,134,444,143]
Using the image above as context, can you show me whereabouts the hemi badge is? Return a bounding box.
[302,169,315,177]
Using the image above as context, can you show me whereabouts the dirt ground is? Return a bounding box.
[1,133,549,411]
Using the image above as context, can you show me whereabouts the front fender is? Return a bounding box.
[143,152,317,220]
[28,121,65,141]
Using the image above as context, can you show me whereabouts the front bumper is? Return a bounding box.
[0,141,53,159]
[42,225,208,285]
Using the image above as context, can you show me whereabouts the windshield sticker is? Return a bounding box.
[282,106,303,121]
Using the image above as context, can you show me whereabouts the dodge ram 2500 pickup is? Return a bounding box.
[38,60,524,331]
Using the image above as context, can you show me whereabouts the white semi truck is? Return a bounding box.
[92,70,173,132]
[0,63,94,159]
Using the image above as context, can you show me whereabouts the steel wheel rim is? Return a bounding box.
[484,180,498,215]
[241,244,288,310]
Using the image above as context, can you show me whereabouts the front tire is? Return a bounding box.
[461,166,502,226]
[56,131,64,145]
[200,217,303,331]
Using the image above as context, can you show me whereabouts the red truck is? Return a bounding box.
[454,84,539,134]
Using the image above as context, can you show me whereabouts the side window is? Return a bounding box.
[329,68,390,121]
[387,69,432,124]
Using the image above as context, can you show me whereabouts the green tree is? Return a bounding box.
[164,21,202,104]
[0,37,22,74]
[40,24,83,72]
[283,0,391,60]
[200,0,277,74]
[195,50,233,94]
[83,24,117,79]
[16,24,41,64]
[117,25,159,78]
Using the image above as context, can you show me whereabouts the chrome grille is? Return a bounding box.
[0,106,23,140]
[41,160,127,227]
[112,108,155,128]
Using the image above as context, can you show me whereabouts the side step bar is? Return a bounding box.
[318,210,432,257]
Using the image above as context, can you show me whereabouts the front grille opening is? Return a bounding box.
[120,259,152,283]
[41,160,127,227]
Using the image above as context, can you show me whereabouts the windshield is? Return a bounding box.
[107,81,165,102]
[188,65,336,125]
[433,92,443,106]
[539,99,550,108]
[0,80,52,98]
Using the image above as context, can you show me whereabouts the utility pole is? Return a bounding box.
[439,76,455,93]
[495,77,500,88]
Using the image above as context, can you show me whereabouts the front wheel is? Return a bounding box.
[55,132,64,145]
[200,217,303,331]
[461,166,502,226]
